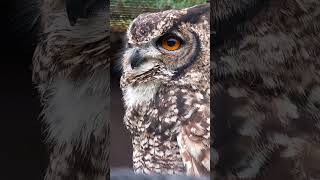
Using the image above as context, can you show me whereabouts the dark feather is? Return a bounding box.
[211,0,320,179]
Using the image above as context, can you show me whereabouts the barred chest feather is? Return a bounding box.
[123,83,184,174]
[122,82,209,175]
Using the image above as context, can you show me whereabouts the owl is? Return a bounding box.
[120,4,210,177]
[32,0,110,179]
[211,0,320,179]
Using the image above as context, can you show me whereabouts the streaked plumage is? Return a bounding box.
[120,4,210,177]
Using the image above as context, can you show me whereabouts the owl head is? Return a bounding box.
[120,4,210,93]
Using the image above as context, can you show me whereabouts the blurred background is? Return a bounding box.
[1,1,46,179]
[109,0,208,169]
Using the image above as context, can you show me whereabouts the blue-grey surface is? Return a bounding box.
[111,169,209,180]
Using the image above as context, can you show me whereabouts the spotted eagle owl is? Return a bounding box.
[120,4,210,177]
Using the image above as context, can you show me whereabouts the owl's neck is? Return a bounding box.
[123,83,160,108]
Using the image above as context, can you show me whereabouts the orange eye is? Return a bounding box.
[161,36,181,51]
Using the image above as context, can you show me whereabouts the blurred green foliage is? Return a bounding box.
[110,0,208,32]
[111,0,208,9]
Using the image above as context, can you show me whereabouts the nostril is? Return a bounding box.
[127,43,133,48]
[130,57,141,69]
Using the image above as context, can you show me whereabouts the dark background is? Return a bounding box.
[110,32,133,169]
[1,1,47,179]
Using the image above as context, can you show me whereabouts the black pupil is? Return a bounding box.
[167,38,177,47]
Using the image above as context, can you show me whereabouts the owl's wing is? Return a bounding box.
[176,90,210,177]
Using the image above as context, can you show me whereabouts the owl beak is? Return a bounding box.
[129,49,144,69]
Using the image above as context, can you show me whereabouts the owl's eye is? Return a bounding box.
[160,35,182,51]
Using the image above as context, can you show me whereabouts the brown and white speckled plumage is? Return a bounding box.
[120,4,210,177]
[211,0,320,179]
[32,0,110,179]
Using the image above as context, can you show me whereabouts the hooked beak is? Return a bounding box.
[129,49,145,69]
